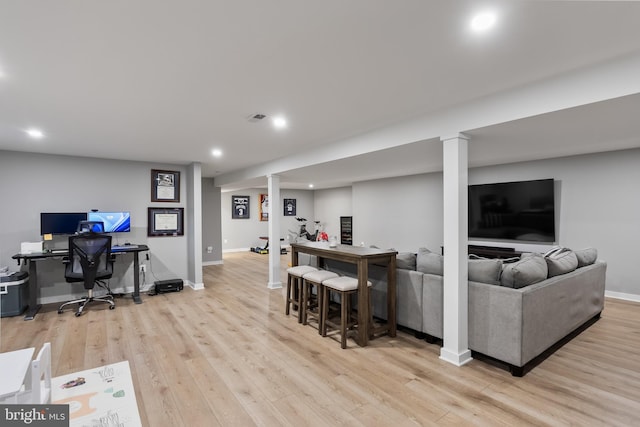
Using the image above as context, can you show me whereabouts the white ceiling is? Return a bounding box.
[1,0,640,190]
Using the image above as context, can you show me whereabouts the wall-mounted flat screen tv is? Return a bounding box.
[87,211,131,233]
[40,212,88,235]
[468,179,555,243]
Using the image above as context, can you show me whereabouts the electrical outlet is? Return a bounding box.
[140,264,146,273]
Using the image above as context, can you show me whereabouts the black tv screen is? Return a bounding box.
[40,212,88,235]
[468,179,555,243]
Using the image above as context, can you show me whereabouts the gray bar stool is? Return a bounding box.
[321,276,372,349]
[285,265,318,322]
[301,270,339,330]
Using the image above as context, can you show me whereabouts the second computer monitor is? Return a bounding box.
[87,211,131,233]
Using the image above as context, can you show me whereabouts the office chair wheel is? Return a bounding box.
[75,311,82,317]
[57,309,63,314]
[109,305,115,310]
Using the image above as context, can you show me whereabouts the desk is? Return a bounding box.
[12,245,149,320]
[0,347,34,403]
[291,242,397,347]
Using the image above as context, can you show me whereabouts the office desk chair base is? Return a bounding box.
[58,289,115,317]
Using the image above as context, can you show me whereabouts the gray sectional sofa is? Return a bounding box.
[324,246,606,376]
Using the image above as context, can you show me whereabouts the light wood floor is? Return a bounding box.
[2,251,639,426]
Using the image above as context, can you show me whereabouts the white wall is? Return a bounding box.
[202,178,222,264]
[313,187,352,240]
[353,174,444,252]
[0,150,189,303]
[221,189,314,251]
[347,148,640,297]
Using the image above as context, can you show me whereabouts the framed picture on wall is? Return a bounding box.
[259,194,269,221]
[147,207,184,236]
[151,169,180,202]
[284,198,296,216]
[232,195,250,219]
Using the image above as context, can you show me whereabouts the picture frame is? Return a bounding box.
[151,169,180,202]
[232,195,250,219]
[259,194,269,221]
[284,198,296,216]
[147,207,184,237]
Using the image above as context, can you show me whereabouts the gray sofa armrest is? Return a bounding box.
[468,280,524,366]
[421,273,443,338]
[395,269,424,331]
[352,267,423,332]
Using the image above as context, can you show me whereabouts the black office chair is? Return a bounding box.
[58,232,116,317]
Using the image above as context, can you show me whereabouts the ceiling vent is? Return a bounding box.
[247,113,266,123]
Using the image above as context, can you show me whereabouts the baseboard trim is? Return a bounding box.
[605,291,640,303]
[267,281,283,290]
[187,280,205,290]
[223,248,251,253]
[202,260,223,266]
[439,347,473,367]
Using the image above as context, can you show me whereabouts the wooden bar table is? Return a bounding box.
[290,241,397,346]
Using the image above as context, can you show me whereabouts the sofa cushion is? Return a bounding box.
[396,252,417,270]
[500,253,548,289]
[416,247,443,276]
[546,250,578,277]
[575,248,598,267]
[468,258,503,285]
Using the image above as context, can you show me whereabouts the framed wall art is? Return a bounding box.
[284,198,296,216]
[148,207,184,236]
[259,193,269,221]
[151,169,180,202]
[232,195,250,219]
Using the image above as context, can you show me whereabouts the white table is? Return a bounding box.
[0,347,35,403]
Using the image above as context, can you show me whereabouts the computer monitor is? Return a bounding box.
[87,211,131,233]
[40,212,88,235]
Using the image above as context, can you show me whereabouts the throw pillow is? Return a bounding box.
[468,258,503,285]
[416,247,443,276]
[545,250,578,277]
[396,252,417,270]
[500,253,548,289]
[574,248,597,267]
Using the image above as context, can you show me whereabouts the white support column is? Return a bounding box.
[440,133,472,366]
[267,174,282,289]
[186,162,204,290]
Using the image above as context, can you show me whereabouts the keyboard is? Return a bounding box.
[50,249,68,254]
[112,245,138,252]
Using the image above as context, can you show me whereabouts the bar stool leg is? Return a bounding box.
[301,279,309,325]
[321,286,329,337]
[285,274,293,315]
[317,283,324,334]
[341,291,349,349]
[296,277,304,323]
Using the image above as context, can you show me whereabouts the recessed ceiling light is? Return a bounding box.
[470,12,497,32]
[308,184,314,188]
[272,116,287,129]
[211,148,223,158]
[26,129,44,139]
